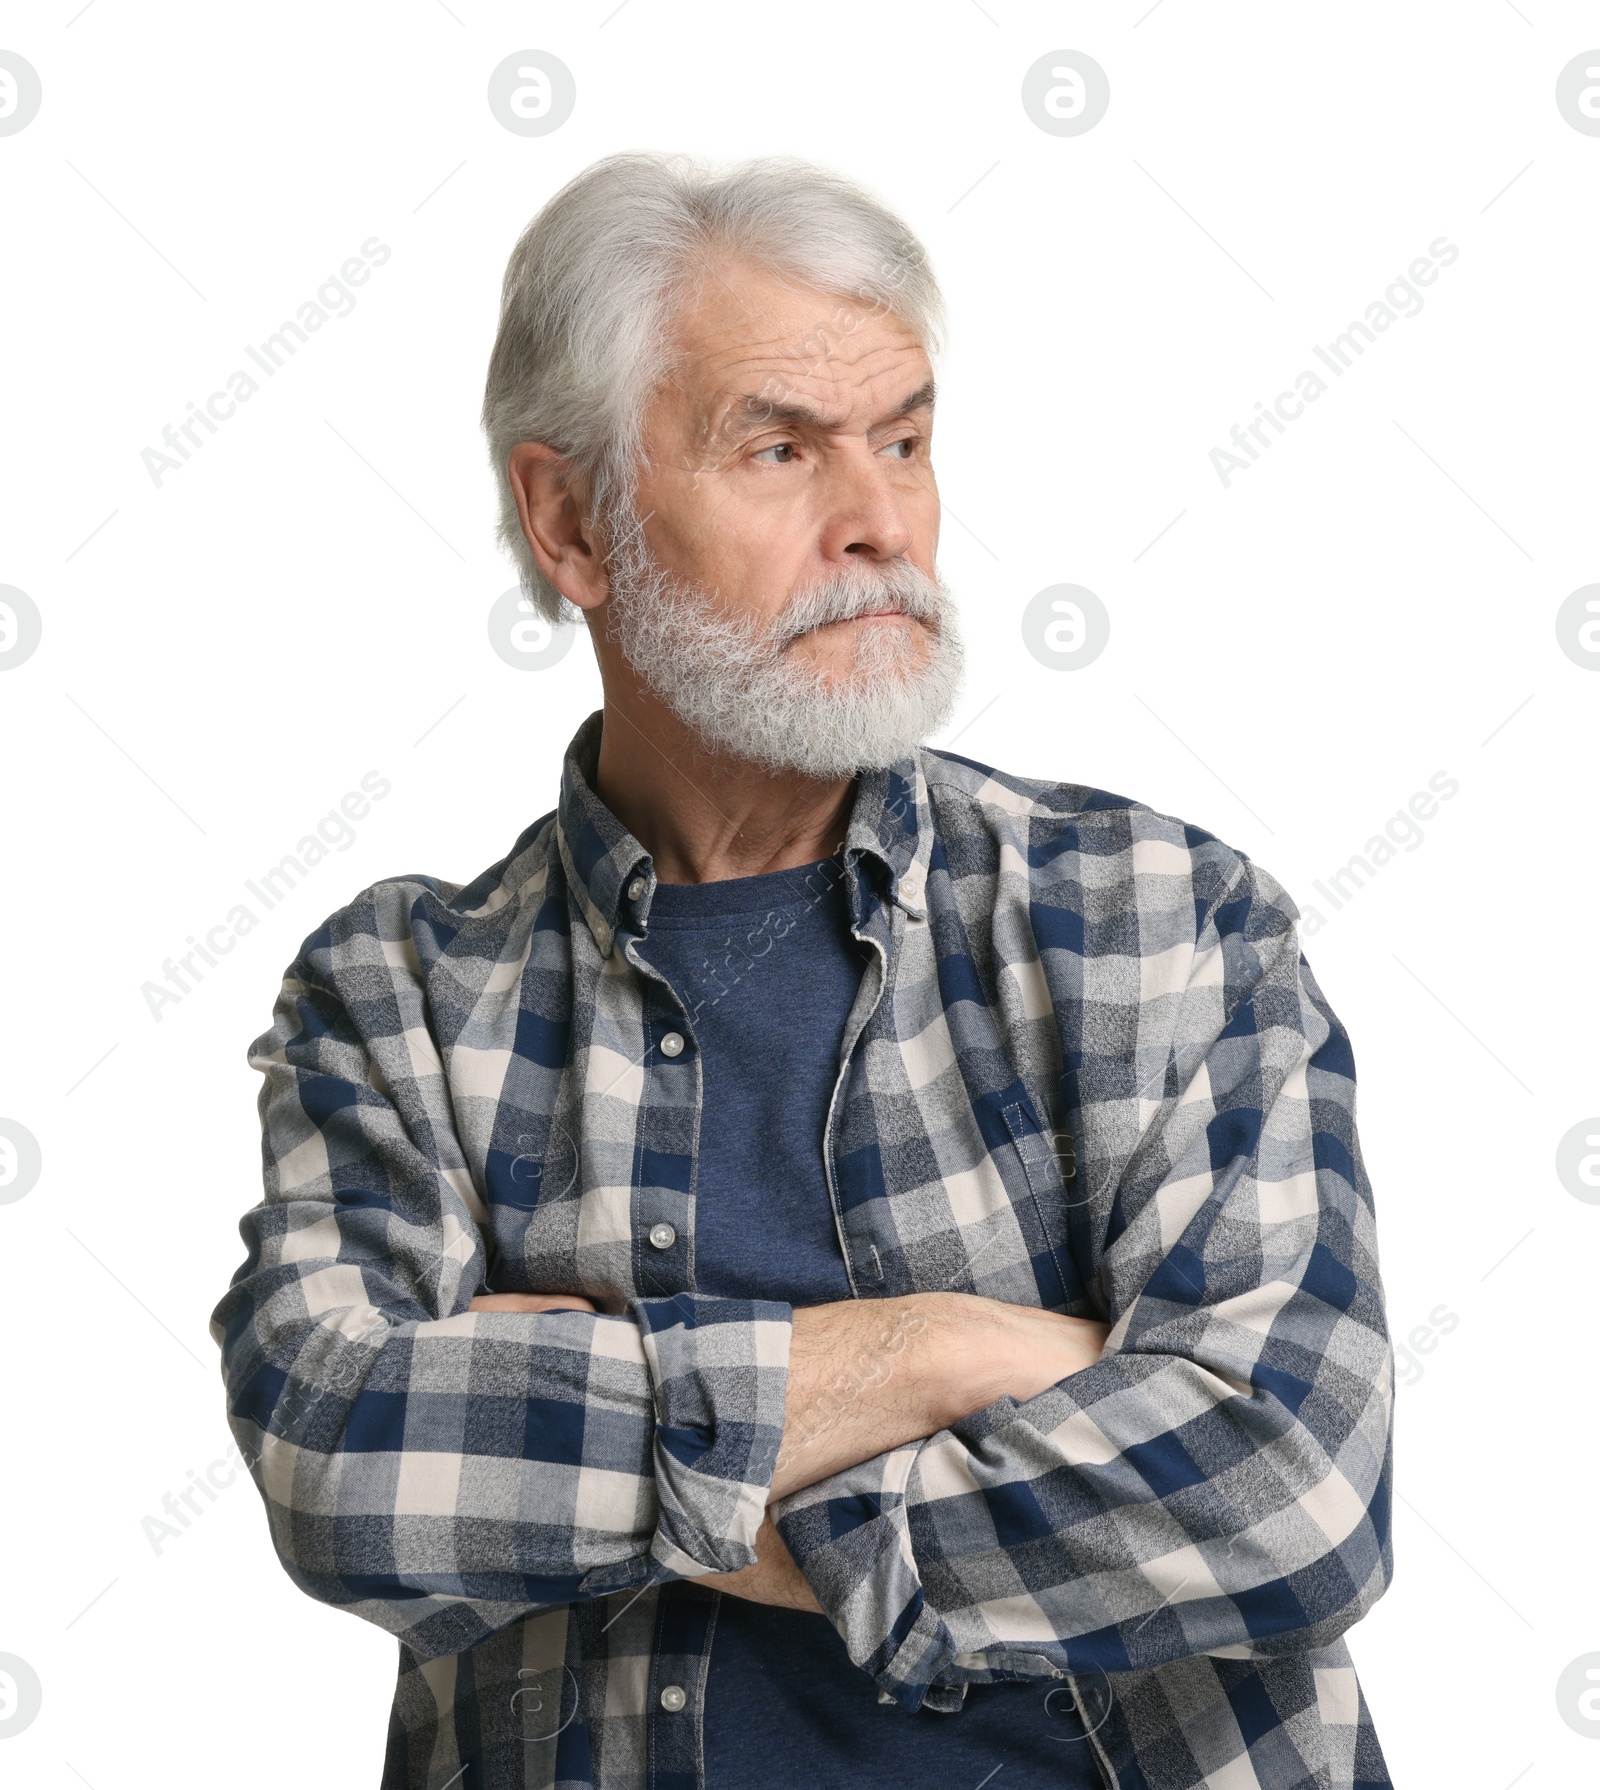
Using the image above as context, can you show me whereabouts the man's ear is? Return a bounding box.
[507,442,609,613]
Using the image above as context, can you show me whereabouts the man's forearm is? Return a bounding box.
[695,1297,984,1618]
[770,1292,1107,1501]
[769,1294,960,1500]
[697,1294,1107,1611]
[470,1288,1107,1510]
[694,1514,822,1611]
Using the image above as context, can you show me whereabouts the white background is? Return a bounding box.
[1,3,1596,1785]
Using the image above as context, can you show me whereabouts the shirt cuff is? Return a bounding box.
[771,1441,955,1710]
[631,1293,792,1577]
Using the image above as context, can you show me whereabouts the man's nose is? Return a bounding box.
[815,445,917,564]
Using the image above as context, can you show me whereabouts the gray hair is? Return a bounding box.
[480,151,946,624]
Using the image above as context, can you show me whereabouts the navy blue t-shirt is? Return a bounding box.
[638,856,1101,1788]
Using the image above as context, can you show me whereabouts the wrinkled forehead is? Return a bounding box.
[660,257,932,438]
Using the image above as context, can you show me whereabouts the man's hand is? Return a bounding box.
[694,1515,821,1612]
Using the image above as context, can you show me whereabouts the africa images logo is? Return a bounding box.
[1208,237,1460,488]
[139,238,392,487]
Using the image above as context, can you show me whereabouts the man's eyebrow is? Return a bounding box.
[727,377,937,436]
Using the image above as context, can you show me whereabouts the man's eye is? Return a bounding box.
[881,437,917,459]
[753,442,798,464]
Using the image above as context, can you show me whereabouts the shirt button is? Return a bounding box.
[648,1222,677,1250]
[627,876,646,901]
[659,1031,685,1058]
[659,1684,687,1713]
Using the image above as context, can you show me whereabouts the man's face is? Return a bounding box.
[621,257,942,686]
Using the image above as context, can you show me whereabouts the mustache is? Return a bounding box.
[773,560,942,645]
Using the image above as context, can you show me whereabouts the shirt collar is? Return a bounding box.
[841,758,930,919]
[554,712,934,954]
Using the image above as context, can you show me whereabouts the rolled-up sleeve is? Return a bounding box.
[772,853,1393,1709]
[210,910,791,1663]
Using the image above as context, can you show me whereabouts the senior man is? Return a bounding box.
[212,152,1394,1790]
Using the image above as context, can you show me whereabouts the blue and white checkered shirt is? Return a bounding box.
[212,711,1394,1789]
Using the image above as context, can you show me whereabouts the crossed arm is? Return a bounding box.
[469,1288,1111,1611]
[217,851,1391,1701]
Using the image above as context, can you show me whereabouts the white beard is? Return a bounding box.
[599,504,964,780]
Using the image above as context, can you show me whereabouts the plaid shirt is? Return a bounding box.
[212,711,1394,1790]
